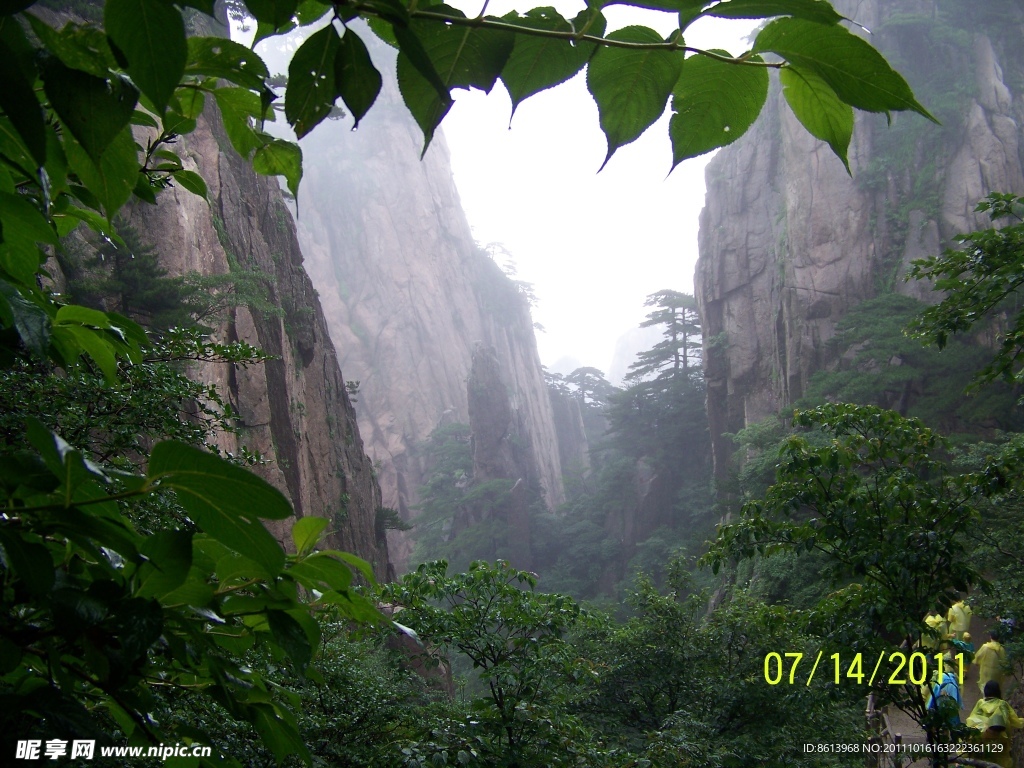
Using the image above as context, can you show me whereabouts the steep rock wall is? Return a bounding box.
[696,0,1024,478]
[121,91,390,580]
[292,39,565,567]
[34,5,390,578]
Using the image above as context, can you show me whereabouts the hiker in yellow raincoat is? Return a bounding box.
[974,632,1008,697]
[947,600,972,640]
[965,681,1022,768]
[923,612,949,650]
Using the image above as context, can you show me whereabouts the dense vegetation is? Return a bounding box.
[2,0,1023,767]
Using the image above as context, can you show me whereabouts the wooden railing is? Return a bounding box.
[864,694,1004,768]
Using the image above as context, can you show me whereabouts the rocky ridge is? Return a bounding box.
[696,0,1024,478]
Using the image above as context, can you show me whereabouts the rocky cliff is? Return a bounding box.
[79,11,391,580]
[35,5,390,577]
[696,0,1024,478]
[291,37,567,567]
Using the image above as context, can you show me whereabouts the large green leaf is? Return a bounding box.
[41,59,138,163]
[285,24,340,138]
[149,442,292,573]
[63,128,138,217]
[288,552,353,592]
[779,65,853,172]
[397,5,514,152]
[267,609,314,672]
[0,280,49,354]
[249,702,310,765]
[499,8,606,117]
[703,0,843,24]
[173,169,208,200]
[213,87,263,157]
[753,18,935,119]
[245,0,299,29]
[669,50,768,168]
[0,529,54,597]
[60,324,119,382]
[0,192,54,286]
[335,29,381,129]
[587,26,683,168]
[136,530,193,599]
[106,0,187,113]
[291,516,328,555]
[25,16,118,78]
[252,138,302,198]
[0,40,45,166]
[186,37,270,92]
[295,0,331,25]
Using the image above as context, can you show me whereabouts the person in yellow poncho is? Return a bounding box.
[923,611,950,650]
[974,632,1008,697]
[965,681,1023,768]
[947,600,972,640]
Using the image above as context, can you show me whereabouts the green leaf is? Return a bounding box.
[499,8,606,117]
[252,139,302,198]
[42,58,138,164]
[0,280,49,354]
[106,0,186,113]
[318,549,376,585]
[149,442,291,574]
[704,0,843,25]
[186,37,270,92]
[285,24,340,138]
[0,529,54,597]
[267,610,312,672]
[603,0,701,13]
[0,40,45,166]
[25,16,118,78]
[249,703,310,765]
[245,0,299,29]
[174,169,208,200]
[288,552,353,592]
[137,530,193,599]
[216,552,272,583]
[753,18,936,120]
[160,568,215,607]
[0,192,53,285]
[587,26,683,168]
[213,87,263,158]
[54,304,115,329]
[396,7,513,152]
[63,128,138,217]
[292,516,328,555]
[174,88,206,120]
[335,29,381,129]
[295,0,331,25]
[669,50,768,167]
[779,65,853,172]
[59,325,119,382]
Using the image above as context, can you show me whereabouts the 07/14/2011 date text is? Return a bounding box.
[764,652,966,686]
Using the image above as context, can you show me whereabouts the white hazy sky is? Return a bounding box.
[438,3,756,373]
[245,6,756,375]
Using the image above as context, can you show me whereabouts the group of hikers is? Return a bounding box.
[922,600,1019,767]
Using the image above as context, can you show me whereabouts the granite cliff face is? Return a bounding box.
[121,91,390,579]
[292,39,567,568]
[696,0,1024,477]
[35,6,390,577]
